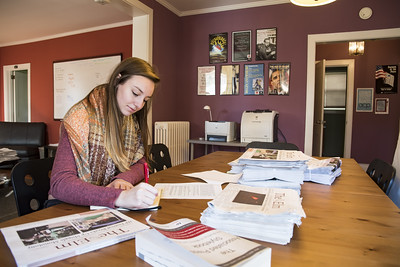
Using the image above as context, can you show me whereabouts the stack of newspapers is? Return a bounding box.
[304,157,342,185]
[229,148,310,194]
[229,148,342,188]
[200,183,306,245]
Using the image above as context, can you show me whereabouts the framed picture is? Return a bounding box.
[244,64,264,95]
[356,88,373,112]
[256,28,277,61]
[268,63,290,95]
[375,65,398,94]
[220,65,240,95]
[209,32,228,64]
[197,66,215,95]
[375,98,389,114]
[232,30,251,62]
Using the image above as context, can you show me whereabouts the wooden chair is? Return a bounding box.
[366,158,396,195]
[149,144,172,173]
[11,157,54,216]
[245,141,299,151]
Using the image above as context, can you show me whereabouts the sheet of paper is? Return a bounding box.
[182,170,242,184]
[155,183,222,199]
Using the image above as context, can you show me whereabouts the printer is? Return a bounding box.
[240,110,278,143]
[205,121,237,142]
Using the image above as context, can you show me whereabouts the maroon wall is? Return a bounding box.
[148,0,400,163]
[0,26,133,144]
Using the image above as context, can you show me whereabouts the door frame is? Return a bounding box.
[3,63,31,122]
[324,59,354,158]
[304,27,400,156]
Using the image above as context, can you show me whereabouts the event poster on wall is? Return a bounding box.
[375,65,398,94]
[197,66,216,95]
[244,64,264,95]
[209,33,228,64]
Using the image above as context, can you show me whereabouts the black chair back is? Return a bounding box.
[246,141,299,151]
[149,144,172,173]
[366,158,396,195]
[11,157,54,216]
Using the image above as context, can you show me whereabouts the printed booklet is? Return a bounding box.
[136,216,271,266]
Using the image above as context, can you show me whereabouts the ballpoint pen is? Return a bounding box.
[144,162,149,183]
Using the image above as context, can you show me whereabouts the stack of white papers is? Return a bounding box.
[200,184,306,245]
[0,148,19,163]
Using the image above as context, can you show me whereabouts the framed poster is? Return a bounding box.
[209,33,228,64]
[197,66,216,95]
[220,65,240,95]
[375,65,398,94]
[268,63,290,95]
[256,28,277,61]
[232,30,251,62]
[244,64,264,95]
[356,88,373,112]
[375,98,389,114]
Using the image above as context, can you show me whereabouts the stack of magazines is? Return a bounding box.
[200,183,306,245]
[229,148,310,194]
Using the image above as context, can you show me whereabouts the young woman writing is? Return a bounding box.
[48,57,160,210]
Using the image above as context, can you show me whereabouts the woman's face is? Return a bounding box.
[116,75,155,116]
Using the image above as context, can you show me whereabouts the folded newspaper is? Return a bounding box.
[136,216,271,266]
[1,209,149,267]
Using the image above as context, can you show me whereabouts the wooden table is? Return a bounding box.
[0,151,399,266]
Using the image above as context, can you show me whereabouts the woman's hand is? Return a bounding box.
[114,183,158,209]
[107,179,134,190]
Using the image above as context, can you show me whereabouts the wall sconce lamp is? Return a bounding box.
[203,105,213,121]
[349,41,365,56]
[290,0,336,7]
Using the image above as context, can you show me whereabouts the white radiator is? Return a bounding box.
[154,121,190,166]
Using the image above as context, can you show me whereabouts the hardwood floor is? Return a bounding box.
[0,169,18,223]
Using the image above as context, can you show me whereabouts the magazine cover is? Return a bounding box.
[1,209,148,266]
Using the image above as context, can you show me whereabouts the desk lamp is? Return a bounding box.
[203,105,213,121]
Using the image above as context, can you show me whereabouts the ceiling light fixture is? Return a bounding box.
[349,41,365,56]
[94,0,110,5]
[290,0,336,7]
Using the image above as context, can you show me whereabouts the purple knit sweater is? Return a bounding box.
[49,126,145,208]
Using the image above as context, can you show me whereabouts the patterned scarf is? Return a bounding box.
[63,86,144,186]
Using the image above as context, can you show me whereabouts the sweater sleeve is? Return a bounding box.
[49,126,123,208]
[112,157,146,185]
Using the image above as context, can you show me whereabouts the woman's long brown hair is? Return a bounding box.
[105,57,160,172]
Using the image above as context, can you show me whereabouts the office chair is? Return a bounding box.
[149,144,172,173]
[11,157,54,216]
[366,158,396,195]
[245,141,299,151]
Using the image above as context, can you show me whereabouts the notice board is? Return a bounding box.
[53,54,121,120]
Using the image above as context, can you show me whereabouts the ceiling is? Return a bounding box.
[0,0,289,47]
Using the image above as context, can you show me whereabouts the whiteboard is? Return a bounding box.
[53,54,121,119]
